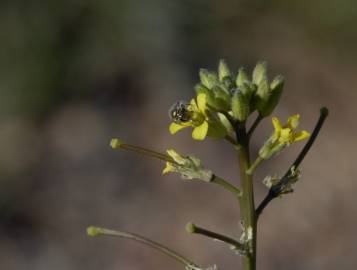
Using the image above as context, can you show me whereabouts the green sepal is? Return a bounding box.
[217,112,234,134]
[259,141,285,160]
[207,118,228,138]
[195,83,213,98]
[211,85,231,109]
[232,90,250,122]
[252,61,268,86]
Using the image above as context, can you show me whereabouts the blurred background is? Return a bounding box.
[0,0,356,269]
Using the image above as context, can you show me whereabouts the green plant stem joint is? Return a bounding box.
[89,60,329,270]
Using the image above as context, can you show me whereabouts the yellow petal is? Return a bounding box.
[163,162,175,174]
[287,114,300,129]
[192,121,209,140]
[272,117,282,132]
[196,93,207,112]
[169,122,189,134]
[279,128,292,144]
[293,130,310,142]
[189,98,199,112]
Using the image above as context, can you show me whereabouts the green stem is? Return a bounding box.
[225,135,238,146]
[87,226,200,269]
[247,114,263,139]
[211,175,242,198]
[239,148,257,270]
[246,157,263,175]
[186,223,245,251]
[111,139,173,163]
[237,128,256,270]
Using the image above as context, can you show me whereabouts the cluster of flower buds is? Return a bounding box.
[169,59,285,141]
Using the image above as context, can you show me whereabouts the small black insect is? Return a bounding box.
[169,101,192,123]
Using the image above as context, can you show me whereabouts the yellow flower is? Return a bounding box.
[169,93,226,140]
[271,115,310,145]
[259,114,310,159]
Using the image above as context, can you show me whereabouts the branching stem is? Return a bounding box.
[256,107,329,218]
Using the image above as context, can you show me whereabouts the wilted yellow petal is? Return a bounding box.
[167,149,185,164]
[169,122,189,134]
[192,121,209,140]
[163,162,175,174]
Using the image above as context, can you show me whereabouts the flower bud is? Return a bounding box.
[195,84,230,112]
[232,90,250,122]
[259,75,284,117]
[254,79,270,114]
[211,85,230,109]
[218,59,232,81]
[236,67,250,88]
[252,61,268,86]
[239,82,256,100]
[199,69,219,89]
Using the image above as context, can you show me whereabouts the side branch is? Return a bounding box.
[256,107,329,218]
[247,114,263,139]
[87,226,200,268]
[211,175,242,198]
[186,222,245,251]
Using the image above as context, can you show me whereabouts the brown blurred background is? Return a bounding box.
[0,0,356,269]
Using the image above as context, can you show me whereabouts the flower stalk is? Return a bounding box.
[186,222,245,251]
[87,226,200,269]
